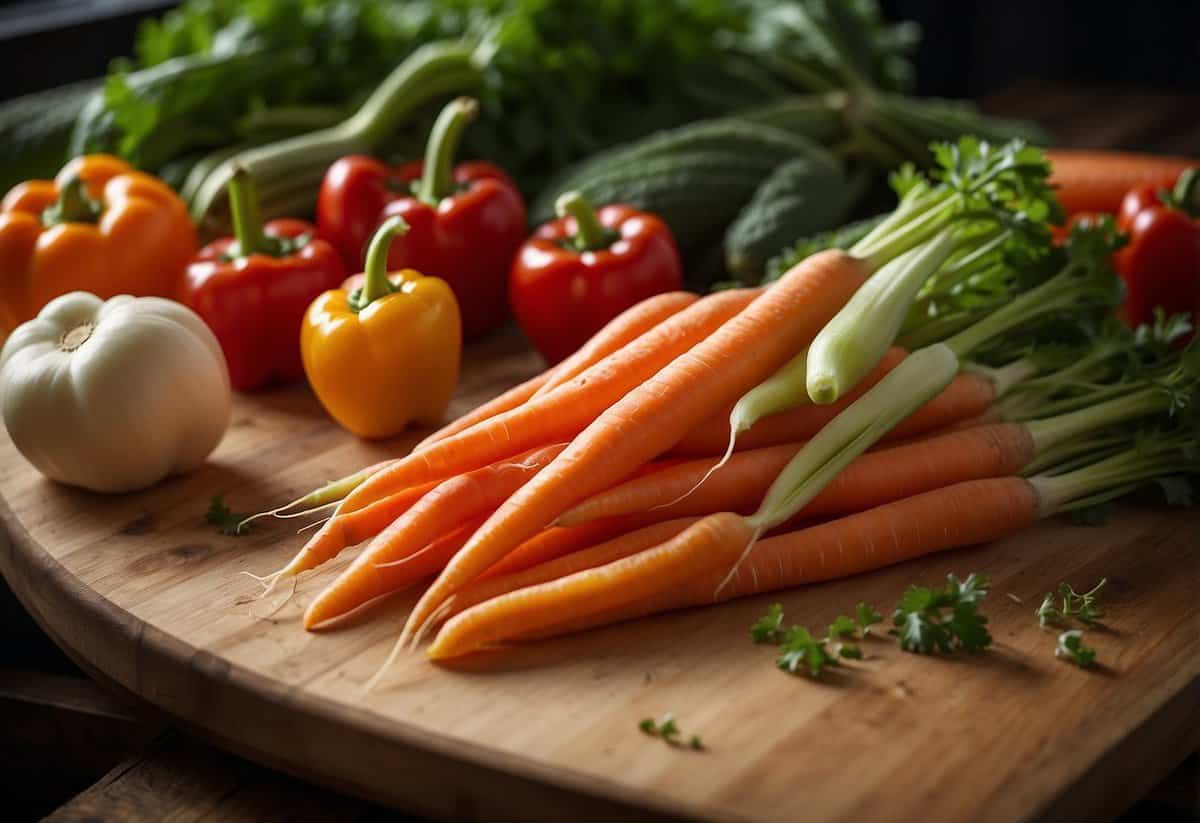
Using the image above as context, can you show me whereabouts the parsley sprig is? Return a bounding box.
[206,493,252,537]
[639,714,704,750]
[1055,630,1097,668]
[751,602,881,677]
[890,573,993,654]
[1036,579,1107,628]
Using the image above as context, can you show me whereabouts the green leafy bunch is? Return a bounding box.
[751,602,882,677]
[890,573,992,654]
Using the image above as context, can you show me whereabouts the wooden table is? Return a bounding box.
[2,86,1198,822]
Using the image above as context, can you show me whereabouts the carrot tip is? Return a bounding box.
[247,574,297,621]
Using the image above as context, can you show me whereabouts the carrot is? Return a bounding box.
[560,423,1035,527]
[478,518,636,580]
[673,370,994,456]
[303,443,567,629]
[406,250,869,638]
[276,479,440,579]
[414,373,551,452]
[336,288,760,517]
[531,291,699,397]
[1046,149,1197,216]
[413,292,699,451]
[442,518,700,622]
[426,512,755,659]
[306,516,486,629]
[523,477,1043,643]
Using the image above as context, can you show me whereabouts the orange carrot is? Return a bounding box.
[526,477,1043,642]
[427,513,755,659]
[336,288,760,517]
[406,250,870,637]
[478,518,635,580]
[531,291,699,397]
[443,518,699,621]
[413,292,698,451]
[306,517,486,629]
[303,443,567,629]
[414,373,551,451]
[276,479,441,579]
[674,370,995,455]
[561,423,1036,526]
[1046,149,1197,216]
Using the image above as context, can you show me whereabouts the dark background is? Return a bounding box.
[1,0,1199,102]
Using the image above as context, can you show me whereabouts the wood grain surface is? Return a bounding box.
[1,88,1199,822]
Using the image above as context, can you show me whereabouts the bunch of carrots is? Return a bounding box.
[247,139,1198,680]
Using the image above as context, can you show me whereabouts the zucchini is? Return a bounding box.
[532,119,837,223]
[0,79,101,193]
[725,157,854,281]
[763,212,890,284]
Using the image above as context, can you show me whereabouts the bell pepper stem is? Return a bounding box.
[227,166,269,257]
[556,190,613,252]
[417,97,479,204]
[1170,167,1200,216]
[41,177,102,227]
[360,216,410,306]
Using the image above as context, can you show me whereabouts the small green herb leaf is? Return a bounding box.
[751,603,786,644]
[206,493,252,536]
[639,714,703,751]
[1055,630,1097,668]
[828,614,858,639]
[777,627,838,677]
[855,602,884,636]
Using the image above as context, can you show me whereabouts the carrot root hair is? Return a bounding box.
[650,423,740,512]
[712,523,762,598]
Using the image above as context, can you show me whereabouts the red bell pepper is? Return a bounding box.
[181,169,345,391]
[509,190,684,364]
[316,97,526,339]
[1114,168,1200,328]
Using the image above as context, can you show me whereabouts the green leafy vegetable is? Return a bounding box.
[890,573,993,654]
[1055,630,1097,668]
[206,493,252,536]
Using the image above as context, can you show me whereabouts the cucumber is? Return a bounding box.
[532,119,837,224]
[725,157,854,281]
[0,79,102,193]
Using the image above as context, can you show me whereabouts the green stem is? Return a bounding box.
[1024,386,1167,455]
[41,177,102,227]
[417,97,479,204]
[1169,167,1200,216]
[355,216,409,310]
[227,167,269,257]
[752,344,960,530]
[191,41,482,222]
[556,191,615,252]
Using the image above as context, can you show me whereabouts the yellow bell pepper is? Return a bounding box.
[301,216,461,438]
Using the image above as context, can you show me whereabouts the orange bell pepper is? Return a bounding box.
[0,154,196,336]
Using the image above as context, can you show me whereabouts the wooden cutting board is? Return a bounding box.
[0,328,1197,823]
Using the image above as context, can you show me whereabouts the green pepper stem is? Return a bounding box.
[227,167,269,257]
[555,190,613,251]
[360,216,409,306]
[417,97,479,204]
[41,177,102,227]
[1170,167,1200,216]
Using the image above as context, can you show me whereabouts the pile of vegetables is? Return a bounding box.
[2,0,1047,289]
[235,138,1195,680]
